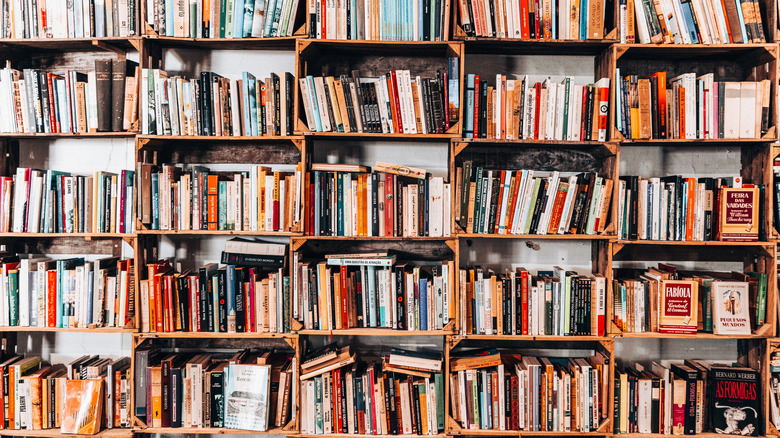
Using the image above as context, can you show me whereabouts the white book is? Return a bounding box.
[545,82,556,140]
[633,0,651,43]
[429,176,444,237]
[723,82,741,138]
[497,171,512,234]
[538,171,560,234]
[509,170,529,234]
[638,178,648,239]
[403,70,418,134]
[265,175,274,231]
[558,175,579,234]
[495,74,502,138]
[12,167,26,232]
[313,77,332,132]
[669,0,691,42]
[482,171,493,233]
[739,82,757,138]
[443,183,451,237]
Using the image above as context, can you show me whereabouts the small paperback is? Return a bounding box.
[659,280,698,334]
[60,379,104,434]
[718,187,759,241]
[712,281,751,335]
[224,364,272,431]
[709,365,761,436]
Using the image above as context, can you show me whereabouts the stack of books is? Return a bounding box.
[292,252,456,331]
[459,266,606,336]
[138,163,302,232]
[299,63,459,134]
[139,257,290,334]
[2,168,135,234]
[464,75,610,141]
[613,265,767,335]
[310,0,448,40]
[0,255,134,329]
[1,355,131,433]
[449,349,610,432]
[615,72,771,140]
[0,0,139,38]
[300,345,445,435]
[146,0,301,38]
[614,361,761,435]
[455,165,613,236]
[616,176,763,241]
[134,347,294,431]
[140,70,295,136]
[457,0,609,39]
[307,163,452,237]
[0,61,139,133]
[623,0,766,43]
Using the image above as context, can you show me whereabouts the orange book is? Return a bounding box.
[685,178,696,240]
[8,365,13,429]
[333,271,342,329]
[506,172,523,234]
[340,265,349,329]
[153,272,165,332]
[207,174,219,230]
[357,174,366,236]
[547,182,570,234]
[384,173,394,236]
[164,274,175,332]
[60,380,103,435]
[387,74,400,133]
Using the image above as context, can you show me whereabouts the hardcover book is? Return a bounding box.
[718,187,759,241]
[711,281,751,335]
[659,280,698,334]
[709,365,761,436]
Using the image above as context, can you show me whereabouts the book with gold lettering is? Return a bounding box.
[659,280,698,334]
[60,379,104,434]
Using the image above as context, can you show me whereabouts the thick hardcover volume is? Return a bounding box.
[709,365,760,436]
[111,59,128,132]
[94,60,113,132]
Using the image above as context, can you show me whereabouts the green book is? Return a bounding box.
[700,277,714,332]
[220,0,229,37]
[747,272,768,326]
[459,161,472,228]
[218,181,227,230]
[8,269,18,327]
[470,371,480,428]
[562,78,571,140]
[435,373,445,431]
[336,172,344,236]
[314,375,323,434]
[478,171,491,233]
[224,0,234,38]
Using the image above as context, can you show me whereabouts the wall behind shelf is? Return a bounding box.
[161,49,295,79]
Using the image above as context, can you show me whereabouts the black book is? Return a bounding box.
[369,82,382,133]
[660,175,683,239]
[199,263,218,332]
[94,60,113,132]
[670,363,698,435]
[221,251,285,268]
[133,348,160,420]
[413,383,423,434]
[170,367,183,428]
[423,174,430,236]
[487,174,500,234]
[322,78,337,132]
[613,374,622,433]
[160,355,172,427]
[515,272,523,334]
[487,0,496,36]
[396,175,403,237]
[395,264,407,330]
[709,365,760,436]
[350,70,367,132]
[309,267,319,329]
[210,369,225,427]
[528,179,548,234]
[584,85,595,141]
[272,73,281,135]
[649,75,658,139]
[387,374,398,434]
[463,0,475,35]
[110,59,128,132]
[422,0,430,40]
[417,177,426,236]
[38,70,52,133]
[217,268,228,332]
[479,81,488,138]
[175,271,190,332]
[503,277,511,335]
[371,172,379,236]
[200,72,213,136]
[575,173,597,233]
[340,76,357,132]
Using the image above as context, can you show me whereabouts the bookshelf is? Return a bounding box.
[0,1,779,437]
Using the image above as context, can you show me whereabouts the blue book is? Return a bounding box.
[218,181,227,230]
[306,76,323,132]
[678,0,700,43]
[734,0,748,43]
[350,0,358,38]
[419,277,428,330]
[243,0,256,37]
[165,0,174,36]
[85,269,94,326]
[615,68,622,132]
[151,173,160,230]
[242,72,255,135]
[419,0,424,40]
[336,172,344,236]
[464,74,475,138]
[580,0,589,39]
[367,266,377,327]
[271,0,285,36]
[226,265,237,330]
[95,0,107,37]
[263,0,278,36]
[233,0,246,38]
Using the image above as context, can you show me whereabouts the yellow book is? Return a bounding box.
[151,366,162,427]
[317,263,330,330]
[60,379,103,435]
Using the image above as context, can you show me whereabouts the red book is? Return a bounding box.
[46,73,58,133]
[389,72,403,133]
[152,274,164,332]
[685,178,696,240]
[533,83,542,139]
[579,86,588,141]
[473,75,480,137]
[510,375,520,429]
[520,269,529,334]
[649,72,667,138]
[546,183,568,233]
[60,174,67,232]
[520,0,530,38]
[192,275,201,332]
[368,367,378,434]
[442,70,450,130]
[164,274,175,332]
[47,269,57,327]
[119,170,126,233]
[273,172,280,231]
[333,369,343,433]
[207,174,218,230]
[506,172,522,234]
[340,265,349,329]
[384,173,394,236]
[248,269,257,332]
[320,0,327,38]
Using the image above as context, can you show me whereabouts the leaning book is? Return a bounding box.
[60,379,104,434]
[710,365,761,436]
[659,280,698,334]
[711,281,752,335]
[224,364,272,431]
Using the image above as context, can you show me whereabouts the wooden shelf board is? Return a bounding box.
[0,37,139,51]
[616,239,772,246]
[0,326,134,333]
[0,132,136,138]
[134,331,295,339]
[0,233,135,238]
[622,138,776,145]
[450,429,519,436]
[450,429,608,436]
[459,37,617,55]
[614,43,776,59]
[136,426,286,434]
[616,331,769,339]
[0,428,133,438]
[614,434,736,438]
[137,229,302,236]
[304,132,458,140]
[298,329,454,336]
[297,236,456,241]
[457,233,612,240]
[456,138,613,146]
[137,134,305,142]
[460,334,610,341]
[144,35,299,50]
[518,431,609,436]
[298,434,446,438]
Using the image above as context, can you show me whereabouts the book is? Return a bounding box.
[711,281,751,335]
[60,379,104,434]
[0,0,138,37]
[658,280,698,334]
[709,365,761,436]
[718,187,759,241]
[224,364,272,431]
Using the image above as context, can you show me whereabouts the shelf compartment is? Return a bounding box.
[0,326,134,333]
[135,426,289,435]
[141,35,301,50]
[134,331,296,339]
[0,428,133,438]
[0,37,140,52]
[0,132,137,139]
[298,328,455,336]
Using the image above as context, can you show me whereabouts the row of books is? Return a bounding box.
[464,75,610,141]
[140,70,295,137]
[0,61,138,134]
[613,265,767,335]
[299,345,444,435]
[457,0,609,39]
[307,164,451,237]
[299,63,459,134]
[614,360,761,436]
[616,72,771,140]
[1,0,138,38]
[147,0,301,38]
[1,355,131,433]
[770,353,780,428]
[459,267,606,336]
[134,347,295,430]
[623,0,766,43]
[455,164,613,236]
[0,255,134,329]
[139,256,291,333]
[3,168,136,234]
[309,0,448,40]
[616,176,762,241]
[138,163,302,232]
[292,253,455,331]
[448,349,610,432]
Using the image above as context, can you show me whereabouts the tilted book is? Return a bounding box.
[658,280,698,334]
[224,364,272,431]
[711,281,751,335]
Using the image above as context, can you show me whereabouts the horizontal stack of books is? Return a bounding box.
[2,168,135,234]
[457,0,609,39]
[614,361,761,436]
[464,75,610,141]
[460,266,606,336]
[293,252,456,331]
[300,345,445,435]
[134,347,294,431]
[616,72,771,140]
[307,163,451,237]
[455,164,613,236]
[0,61,139,133]
[624,0,766,43]
[138,163,302,232]
[0,255,134,329]
[1,355,131,433]
[310,0,448,40]
[139,255,290,334]
[449,348,610,432]
[1,0,139,38]
[299,63,459,134]
[616,176,763,241]
[613,265,767,335]
[146,0,301,38]
[140,70,295,136]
